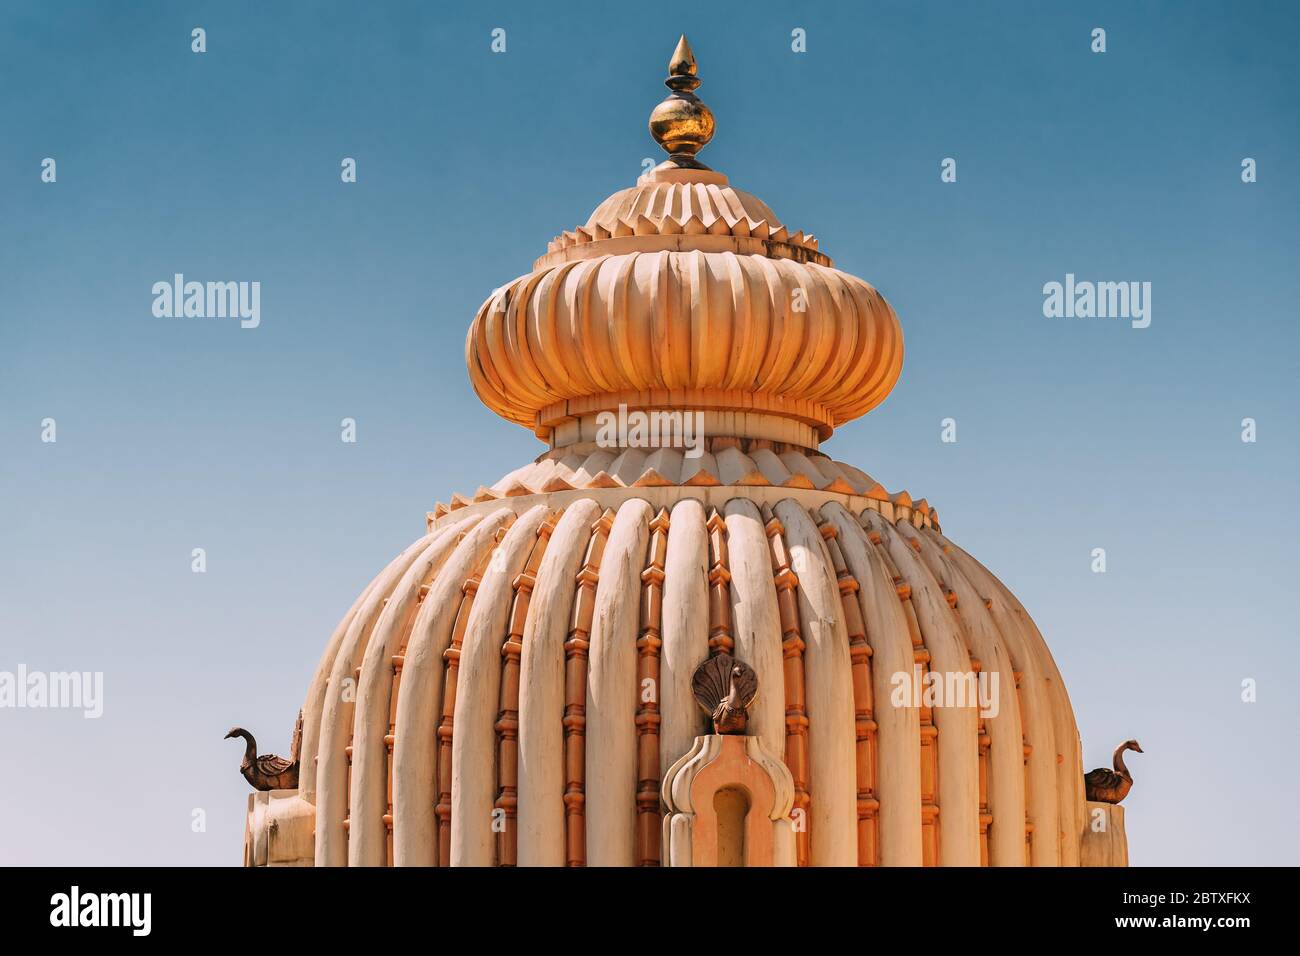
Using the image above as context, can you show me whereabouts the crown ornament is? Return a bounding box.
[648,35,715,169]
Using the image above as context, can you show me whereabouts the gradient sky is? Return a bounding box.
[2,0,1297,866]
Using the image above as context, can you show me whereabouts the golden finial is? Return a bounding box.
[649,35,715,169]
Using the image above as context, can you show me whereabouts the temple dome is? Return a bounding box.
[240,36,1124,871]
[286,489,1092,868]
[466,216,903,442]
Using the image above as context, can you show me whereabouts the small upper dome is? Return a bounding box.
[465,38,904,448]
[535,166,829,271]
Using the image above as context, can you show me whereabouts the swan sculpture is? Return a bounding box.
[1084,739,1143,804]
[225,712,301,791]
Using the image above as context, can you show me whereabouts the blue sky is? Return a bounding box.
[1,0,1297,865]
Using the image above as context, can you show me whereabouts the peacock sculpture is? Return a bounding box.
[691,654,758,735]
[1084,739,1143,804]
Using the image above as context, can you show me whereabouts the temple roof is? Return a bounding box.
[264,37,1094,873]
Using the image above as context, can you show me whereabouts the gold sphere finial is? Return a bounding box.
[649,35,715,169]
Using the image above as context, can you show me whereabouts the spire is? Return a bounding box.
[649,35,715,169]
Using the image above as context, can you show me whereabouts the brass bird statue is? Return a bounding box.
[1084,739,1143,804]
[225,711,302,791]
[691,654,758,735]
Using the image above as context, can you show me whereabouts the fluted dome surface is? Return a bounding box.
[468,243,903,440]
[294,491,1085,867]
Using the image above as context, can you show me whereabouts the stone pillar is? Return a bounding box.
[244,791,316,867]
[1080,801,1129,866]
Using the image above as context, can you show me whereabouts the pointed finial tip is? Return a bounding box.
[669,35,696,76]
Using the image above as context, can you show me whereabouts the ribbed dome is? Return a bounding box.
[293,492,1086,867]
[239,35,1122,871]
[467,234,903,441]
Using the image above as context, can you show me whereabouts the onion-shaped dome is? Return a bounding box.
[467,241,902,442]
[243,36,1120,869]
[466,42,901,444]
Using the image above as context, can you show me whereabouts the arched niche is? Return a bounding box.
[661,734,796,867]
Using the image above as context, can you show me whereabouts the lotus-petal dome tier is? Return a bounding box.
[239,37,1129,871]
[468,224,903,442]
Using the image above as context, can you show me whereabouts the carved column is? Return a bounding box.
[635,507,669,866]
[706,508,733,657]
[563,508,614,866]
